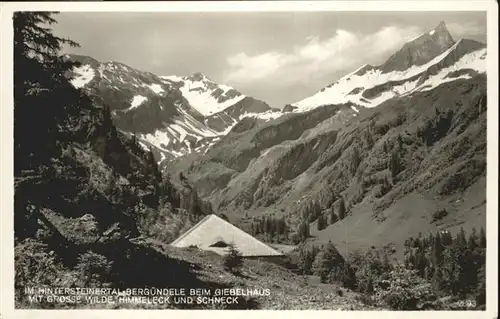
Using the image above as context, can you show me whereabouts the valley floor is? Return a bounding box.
[15,233,382,310]
[129,239,384,310]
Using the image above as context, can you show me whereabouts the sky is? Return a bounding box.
[52,11,487,108]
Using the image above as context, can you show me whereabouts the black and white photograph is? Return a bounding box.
[1,1,498,316]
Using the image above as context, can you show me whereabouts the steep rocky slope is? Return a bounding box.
[288,22,486,113]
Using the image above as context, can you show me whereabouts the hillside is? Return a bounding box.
[167,21,487,259]
[169,74,486,247]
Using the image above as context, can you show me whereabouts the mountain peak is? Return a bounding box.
[436,20,447,30]
[380,21,455,73]
[429,20,453,40]
[188,72,209,82]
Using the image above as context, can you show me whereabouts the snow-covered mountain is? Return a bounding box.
[161,72,280,132]
[67,54,275,163]
[68,21,486,167]
[287,22,486,113]
[160,72,246,116]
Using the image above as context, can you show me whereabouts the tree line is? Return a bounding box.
[249,216,290,243]
[294,226,486,310]
[293,196,347,243]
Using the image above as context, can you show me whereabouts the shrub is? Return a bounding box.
[222,245,243,273]
[348,249,390,294]
[15,239,62,289]
[475,264,486,306]
[329,262,357,289]
[74,250,113,286]
[14,239,76,307]
[373,263,436,310]
[312,241,344,282]
[431,209,448,223]
[355,293,376,307]
[297,245,320,275]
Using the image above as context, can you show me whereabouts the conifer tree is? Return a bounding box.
[14,12,81,171]
[298,221,310,241]
[312,241,344,283]
[382,253,391,271]
[404,248,413,268]
[298,246,318,275]
[338,197,346,220]
[349,146,361,178]
[432,232,444,268]
[159,173,176,207]
[432,268,445,291]
[479,227,486,248]
[414,249,427,277]
[397,134,403,150]
[456,227,468,248]
[330,261,357,289]
[475,265,486,306]
[364,129,374,149]
[317,214,326,231]
[388,149,402,180]
[129,134,138,150]
[102,105,114,135]
[297,248,308,274]
[221,245,243,273]
[329,209,338,225]
[441,231,453,246]
[314,201,322,220]
[468,228,478,251]
[366,277,374,294]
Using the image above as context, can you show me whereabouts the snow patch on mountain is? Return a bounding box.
[148,83,164,94]
[160,75,183,82]
[419,48,486,92]
[160,74,247,116]
[170,123,189,141]
[206,110,285,137]
[176,118,219,140]
[240,110,283,121]
[180,83,245,116]
[126,95,147,111]
[141,130,171,150]
[97,64,111,82]
[71,65,95,88]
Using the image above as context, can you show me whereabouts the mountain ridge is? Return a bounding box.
[67,54,277,163]
[67,22,487,166]
[289,22,486,114]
